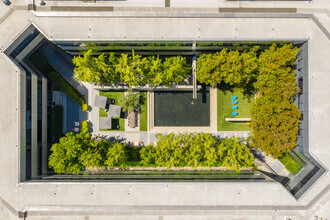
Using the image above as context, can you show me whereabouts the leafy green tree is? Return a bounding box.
[73,50,191,87]
[154,133,184,168]
[48,131,91,174]
[80,139,104,168]
[249,97,300,158]
[196,46,259,94]
[73,49,98,83]
[104,142,126,168]
[146,56,163,86]
[116,51,147,87]
[196,49,227,87]
[217,137,254,172]
[184,133,217,168]
[139,133,254,171]
[140,145,156,166]
[162,56,191,86]
[49,120,127,174]
[73,50,117,84]
[255,44,298,100]
[119,91,140,112]
[249,44,300,158]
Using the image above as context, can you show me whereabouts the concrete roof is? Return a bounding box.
[0,1,329,219]
[108,104,121,118]
[99,117,112,130]
[93,95,107,109]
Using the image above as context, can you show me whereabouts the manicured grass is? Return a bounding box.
[53,105,63,142]
[139,92,148,131]
[99,91,125,131]
[217,89,252,131]
[278,153,301,174]
[28,51,85,107]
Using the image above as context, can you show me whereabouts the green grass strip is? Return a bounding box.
[139,92,148,131]
[278,153,301,174]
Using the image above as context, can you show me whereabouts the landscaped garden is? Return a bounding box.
[98,90,148,131]
[99,91,125,131]
[48,43,303,175]
[217,89,252,131]
[197,44,301,159]
[49,126,254,174]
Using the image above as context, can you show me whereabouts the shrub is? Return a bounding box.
[82,104,89,112]
[81,121,89,133]
[119,92,140,112]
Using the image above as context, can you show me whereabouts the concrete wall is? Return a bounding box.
[30,73,38,179]
[41,76,48,175]
[19,69,26,182]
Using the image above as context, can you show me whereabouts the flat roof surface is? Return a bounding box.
[0,1,329,219]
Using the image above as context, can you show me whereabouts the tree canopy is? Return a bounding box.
[248,44,300,158]
[49,131,254,174]
[196,46,259,94]
[48,121,126,174]
[140,133,254,171]
[73,50,191,88]
[119,91,140,112]
[197,43,300,158]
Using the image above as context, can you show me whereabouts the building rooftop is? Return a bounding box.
[0,0,329,219]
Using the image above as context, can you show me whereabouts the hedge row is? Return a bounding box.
[49,130,254,174]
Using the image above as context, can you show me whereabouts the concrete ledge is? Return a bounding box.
[225,118,251,122]
[50,6,114,11]
[218,8,297,13]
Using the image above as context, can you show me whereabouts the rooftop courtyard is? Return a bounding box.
[0,4,329,219]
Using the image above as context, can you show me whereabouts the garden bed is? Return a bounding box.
[278,153,301,174]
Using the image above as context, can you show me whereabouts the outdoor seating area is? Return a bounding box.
[232,96,238,116]
[72,121,81,132]
[99,117,112,130]
[126,141,144,147]
[108,104,121,118]
[124,141,158,147]
[95,94,123,130]
[217,89,252,131]
[94,95,107,109]
[128,111,137,128]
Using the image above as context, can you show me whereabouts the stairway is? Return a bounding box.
[39,43,80,88]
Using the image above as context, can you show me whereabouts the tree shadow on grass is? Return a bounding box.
[217,81,256,98]
[139,92,147,113]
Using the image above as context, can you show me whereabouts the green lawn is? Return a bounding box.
[53,105,63,142]
[217,89,253,131]
[99,91,125,131]
[278,153,301,174]
[139,92,148,131]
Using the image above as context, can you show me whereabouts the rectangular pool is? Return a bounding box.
[154,89,210,126]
